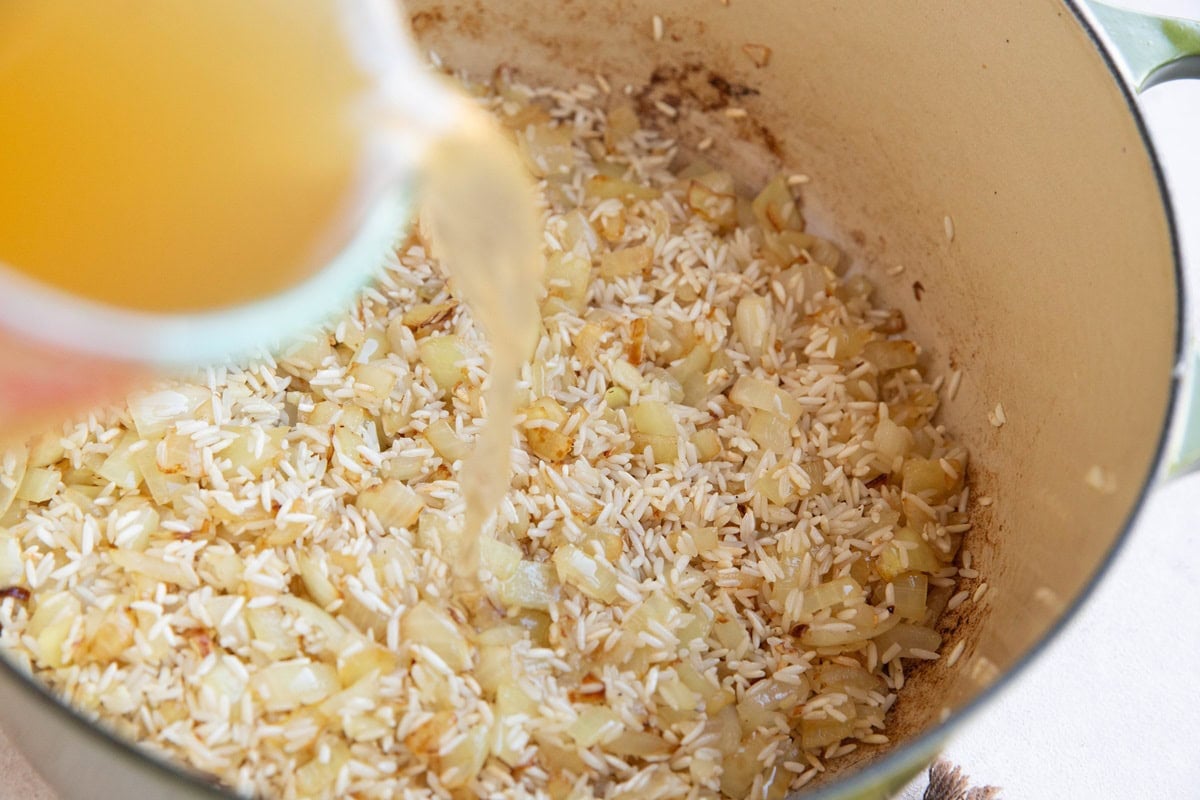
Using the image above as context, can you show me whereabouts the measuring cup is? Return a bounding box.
[0,0,463,426]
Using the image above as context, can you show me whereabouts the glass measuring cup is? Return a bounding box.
[0,0,463,426]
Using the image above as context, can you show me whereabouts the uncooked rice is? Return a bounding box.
[0,72,977,800]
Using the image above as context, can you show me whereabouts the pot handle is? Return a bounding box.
[1169,352,1200,478]
[1084,1,1200,479]
[1083,1,1200,90]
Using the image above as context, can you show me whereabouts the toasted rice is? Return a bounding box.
[0,72,977,800]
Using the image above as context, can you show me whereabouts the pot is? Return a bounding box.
[1,1,1197,798]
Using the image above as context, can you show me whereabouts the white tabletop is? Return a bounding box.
[2,5,1198,800]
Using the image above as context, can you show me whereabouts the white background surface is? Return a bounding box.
[2,4,1198,799]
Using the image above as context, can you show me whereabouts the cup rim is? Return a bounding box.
[0,188,411,367]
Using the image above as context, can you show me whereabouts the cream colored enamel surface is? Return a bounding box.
[409,0,1177,789]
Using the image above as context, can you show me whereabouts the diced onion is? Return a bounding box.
[198,549,244,593]
[689,526,719,555]
[27,591,80,669]
[730,376,802,425]
[424,420,469,463]
[874,418,913,466]
[863,339,918,372]
[294,555,340,609]
[747,409,792,453]
[497,683,539,717]
[418,335,468,392]
[278,596,347,649]
[245,606,299,660]
[876,527,942,580]
[553,544,618,603]
[525,427,573,463]
[498,560,559,611]
[355,480,424,531]
[585,174,661,201]
[734,294,770,359]
[295,742,351,798]
[719,731,770,798]
[800,604,896,648]
[542,251,592,315]
[828,325,872,360]
[606,729,672,757]
[687,179,737,229]
[704,705,741,756]
[335,642,398,687]
[604,103,639,150]
[630,431,678,465]
[579,525,623,562]
[873,622,942,660]
[480,537,521,581]
[673,657,716,697]
[97,433,142,490]
[402,601,470,671]
[152,434,196,483]
[350,363,398,406]
[610,359,644,392]
[109,550,199,589]
[525,397,568,425]
[380,449,425,481]
[667,346,711,408]
[220,425,285,478]
[517,121,576,178]
[604,386,630,409]
[400,300,456,330]
[595,205,627,243]
[127,386,210,439]
[624,591,680,636]
[754,463,797,505]
[801,577,864,614]
[891,572,928,621]
[813,663,885,694]
[0,533,22,586]
[599,245,654,280]
[799,714,856,750]
[736,678,809,733]
[199,660,247,706]
[567,706,622,747]
[807,237,842,271]
[631,401,676,438]
[762,231,815,269]
[713,619,750,656]
[15,467,60,503]
[690,429,722,462]
[25,431,65,469]
[902,457,961,502]
[441,725,490,788]
[751,175,803,233]
[560,209,599,255]
[657,669,700,711]
[131,443,183,505]
[475,643,512,695]
[340,593,390,640]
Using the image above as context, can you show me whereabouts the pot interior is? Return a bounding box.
[407,0,1178,789]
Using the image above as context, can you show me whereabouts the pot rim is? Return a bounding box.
[0,1,1188,797]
